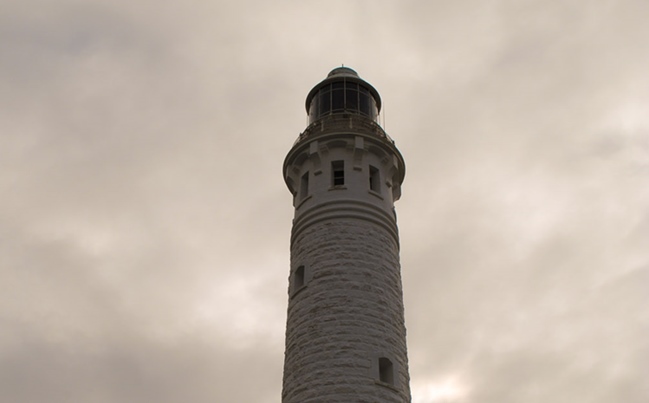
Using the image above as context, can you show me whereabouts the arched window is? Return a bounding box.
[294,266,305,289]
[291,265,307,297]
[378,357,394,386]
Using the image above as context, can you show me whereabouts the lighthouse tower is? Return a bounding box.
[282,67,410,402]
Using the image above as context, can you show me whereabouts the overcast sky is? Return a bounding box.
[1,0,648,402]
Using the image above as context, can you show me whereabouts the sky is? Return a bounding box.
[1,0,648,402]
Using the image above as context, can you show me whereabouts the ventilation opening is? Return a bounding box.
[300,172,309,199]
[379,357,394,386]
[369,165,380,192]
[332,160,344,186]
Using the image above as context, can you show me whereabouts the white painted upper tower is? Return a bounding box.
[282,67,410,402]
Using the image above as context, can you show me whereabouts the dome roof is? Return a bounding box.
[327,66,359,78]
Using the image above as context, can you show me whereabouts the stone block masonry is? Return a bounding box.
[282,217,410,403]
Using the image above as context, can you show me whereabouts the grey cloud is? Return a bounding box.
[0,332,282,403]
[1,0,648,402]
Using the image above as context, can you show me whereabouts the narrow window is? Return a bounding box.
[369,165,380,192]
[293,266,305,292]
[332,160,345,186]
[300,172,309,199]
[379,357,394,385]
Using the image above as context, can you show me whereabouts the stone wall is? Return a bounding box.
[282,215,411,403]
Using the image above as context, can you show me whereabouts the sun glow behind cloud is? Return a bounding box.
[412,377,468,403]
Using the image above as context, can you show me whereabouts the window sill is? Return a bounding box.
[374,380,400,392]
[296,194,312,209]
[290,284,307,299]
[328,185,347,191]
[368,189,383,200]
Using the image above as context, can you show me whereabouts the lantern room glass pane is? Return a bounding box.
[332,88,344,111]
[346,88,358,110]
[359,91,370,116]
[309,96,318,120]
[319,91,330,115]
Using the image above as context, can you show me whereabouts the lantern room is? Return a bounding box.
[305,67,382,124]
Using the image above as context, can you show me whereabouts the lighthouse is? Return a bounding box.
[282,67,410,402]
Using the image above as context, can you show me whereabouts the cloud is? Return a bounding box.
[1,0,647,402]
